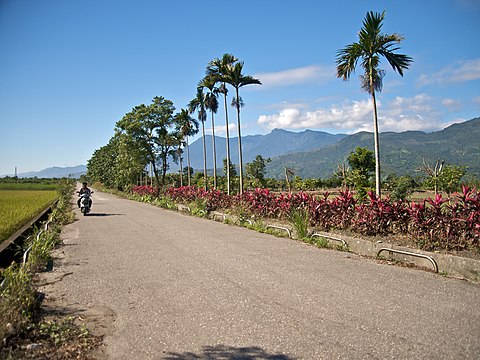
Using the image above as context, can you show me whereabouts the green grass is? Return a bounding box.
[0,189,58,243]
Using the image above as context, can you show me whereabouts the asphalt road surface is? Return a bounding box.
[43,189,480,359]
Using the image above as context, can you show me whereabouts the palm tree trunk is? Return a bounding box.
[151,161,161,196]
[371,90,381,198]
[235,87,243,195]
[179,150,183,187]
[223,89,231,195]
[285,167,291,193]
[202,121,208,190]
[150,162,153,187]
[186,137,191,186]
[211,111,217,189]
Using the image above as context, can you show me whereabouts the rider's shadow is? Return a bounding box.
[85,213,124,217]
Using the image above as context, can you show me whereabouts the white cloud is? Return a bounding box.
[254,64,335,88]
[441,98,461,111]
[257,100,373,132]
[257,94,448,133]
[205,123,236,136]
[417,58,480,87]
[472,96,480,104]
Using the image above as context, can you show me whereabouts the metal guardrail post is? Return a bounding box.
[44,220,52,231]
[377,248,438,273]
[213,213,226,222]
[312,232,348,247]
[23,217,52,266]
[266,225,292,238]
[23,245,33,265]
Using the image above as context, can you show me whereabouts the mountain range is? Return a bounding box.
[4,117,479,180]
[2,165,87,179]
[187,117,480,179]
[187,128,346,170]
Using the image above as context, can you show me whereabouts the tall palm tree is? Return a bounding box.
[176,147,184,186]
[336,10,412,197]
[188,88,208,190]
[224,61,261,194]
[175,109,199,187]
[207,53,238,195]
[198,76,219,189]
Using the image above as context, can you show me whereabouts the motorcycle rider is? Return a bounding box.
[77,182,93,209]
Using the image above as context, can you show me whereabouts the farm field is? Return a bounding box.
[0,185,58,244]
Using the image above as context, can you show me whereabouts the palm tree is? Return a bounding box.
[198,76,219,189]
[336,11,412,197]
[207,53,238,195]
[175,109,199,186]
[188,88,208,190]
[224,61,262,194]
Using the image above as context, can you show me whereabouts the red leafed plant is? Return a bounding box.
[130,185,158,196]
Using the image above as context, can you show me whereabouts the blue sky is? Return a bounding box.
[1,0,479,175]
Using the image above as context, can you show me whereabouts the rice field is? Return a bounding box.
[0,183,57,191]
[0,187,58,244]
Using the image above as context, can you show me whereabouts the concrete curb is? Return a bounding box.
[201,208,480,283]
[339,233,480,282]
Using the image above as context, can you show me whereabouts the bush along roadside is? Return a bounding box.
[128,185,480,254]
[0,179,100,358]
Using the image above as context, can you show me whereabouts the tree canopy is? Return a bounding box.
[114,96,179,189]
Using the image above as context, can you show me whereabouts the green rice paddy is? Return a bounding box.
[0,186,58,244]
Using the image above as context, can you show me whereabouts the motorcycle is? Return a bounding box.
[77,191,93,216]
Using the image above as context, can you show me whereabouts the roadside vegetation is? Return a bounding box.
[127,184,479,254]
[0,179,100,358]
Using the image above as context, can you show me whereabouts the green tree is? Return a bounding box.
[385,174,417,201]
[336,11,413,197]
[87,134,147,190]
[87,138,118,188]
[245,155,271,187]
[438,165,466,195]
[347,147,375,177]
[115,133,148,189]
[183,166,194,179]
[224,61,262,194]
[189,88,208,190]
[115,96,176,190]
[207,53,238,195]
[198,76,219,189]
[223,157,237,177]
[347,147,375,198]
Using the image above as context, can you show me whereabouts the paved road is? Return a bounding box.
[42,189,480,359]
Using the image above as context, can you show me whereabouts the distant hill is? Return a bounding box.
[188,128,346,171]
[266,117,480,179]
[11,118,478,181]
[2,165,87,179]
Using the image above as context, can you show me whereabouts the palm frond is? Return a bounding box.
[231,96,244,109]
[336,43,363,80]
[239,75,262,87]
